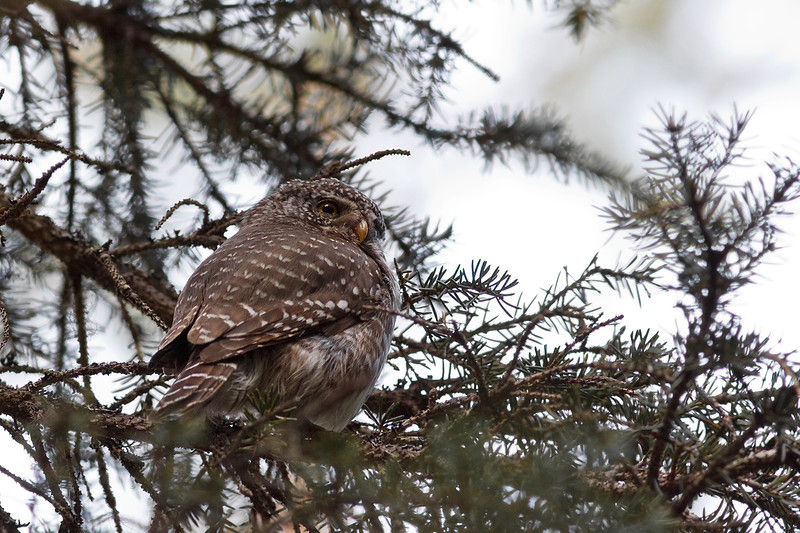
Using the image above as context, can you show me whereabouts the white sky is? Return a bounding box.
[354,0,800,356]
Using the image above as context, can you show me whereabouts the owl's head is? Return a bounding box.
[245,178,388,246]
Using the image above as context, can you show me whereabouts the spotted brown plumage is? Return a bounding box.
[148,178,399,431]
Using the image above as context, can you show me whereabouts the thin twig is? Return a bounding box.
[30,426,82,531]
[0,153,32,163]
[672,413,766,513]
[155,198,211,231]
[0,156,70,228]
[96,250,168,330]
[450,321,489,403]
[70,272,98,405]
[104,438,185,533]
[110,233,226,257]
[91,440,123,533]
[25,361,153,392]
[0,298,10,354]
[0,462,59,507]
[312,149,411,181]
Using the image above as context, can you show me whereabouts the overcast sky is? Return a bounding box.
[353,0,800,357]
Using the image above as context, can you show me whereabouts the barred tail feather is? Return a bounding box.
[154,360,237,413]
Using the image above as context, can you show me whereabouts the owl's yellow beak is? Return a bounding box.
[354,219,369,242]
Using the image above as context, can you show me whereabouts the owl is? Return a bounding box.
[148,177,400,431]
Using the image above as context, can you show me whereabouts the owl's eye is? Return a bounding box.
[317,200,339,217]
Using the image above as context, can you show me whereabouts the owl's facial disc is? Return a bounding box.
[315,197,370,243]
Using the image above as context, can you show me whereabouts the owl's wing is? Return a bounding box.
[193,291,367,363]
[148,261,212,373]
[152,225,388,368]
